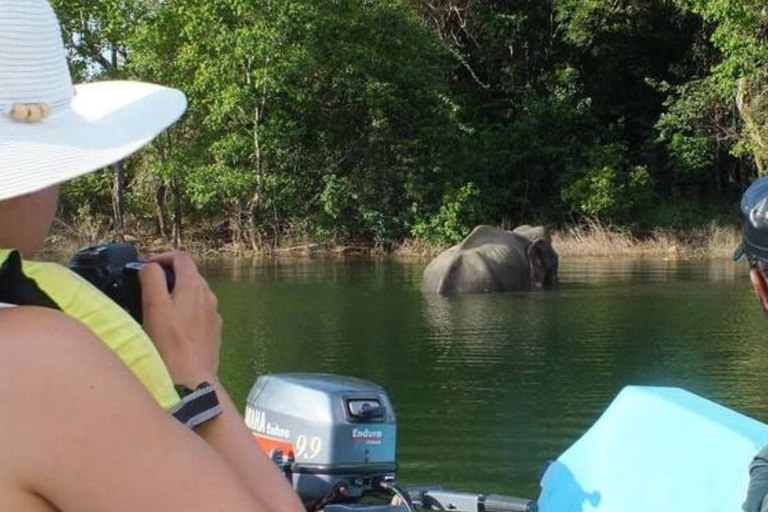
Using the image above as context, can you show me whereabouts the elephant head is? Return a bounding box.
[515,225,559,290]
[421,224,559,295]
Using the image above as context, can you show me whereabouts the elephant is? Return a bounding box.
[421,224,559,295]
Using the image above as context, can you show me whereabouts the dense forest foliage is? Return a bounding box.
[51,0,768,249]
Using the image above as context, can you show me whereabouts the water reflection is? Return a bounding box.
[204,257,768,498]
[561,257,744,284]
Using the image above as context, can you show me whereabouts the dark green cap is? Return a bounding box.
[741,176,768,261]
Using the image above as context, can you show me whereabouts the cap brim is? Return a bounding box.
[0,80,187,201]
[743,223,768,261]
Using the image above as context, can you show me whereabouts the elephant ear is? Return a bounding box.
[527,239,555,289]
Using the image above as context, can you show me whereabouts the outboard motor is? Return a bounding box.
[246,373,398,507]
[246,373,536,512]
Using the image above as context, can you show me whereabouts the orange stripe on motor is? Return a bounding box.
[253,432,294,460]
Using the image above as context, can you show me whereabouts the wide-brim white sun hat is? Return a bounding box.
[0,0,187,202]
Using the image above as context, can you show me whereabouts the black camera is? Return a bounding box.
[68,243,174,323]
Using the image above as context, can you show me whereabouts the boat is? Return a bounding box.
[245,375,768,512]
[537,386,768,512]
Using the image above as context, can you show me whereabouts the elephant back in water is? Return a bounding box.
[421,224,559,295]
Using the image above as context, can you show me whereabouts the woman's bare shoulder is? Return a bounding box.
[0,305,91,338]
[0,306,262,512]
[0,306,124,436]
[0,306,107,382]
[0,305,99,368]
[0,307,119,511]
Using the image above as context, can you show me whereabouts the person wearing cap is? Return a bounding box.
[0,1,304,511]
[738,176,768,512]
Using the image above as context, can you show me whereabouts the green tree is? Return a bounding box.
[51,0,152,238]
[127,0,464,247]
[53,0,764,248]
[666,0,768,177]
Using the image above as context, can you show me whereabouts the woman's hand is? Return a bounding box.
[139,252,221,387]
[138,253,305,512]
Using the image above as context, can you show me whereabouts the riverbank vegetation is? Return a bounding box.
[45,215,740,261]
[51,0,766,254]
[552,221,740,259]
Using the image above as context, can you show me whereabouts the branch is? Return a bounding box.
[448,46,490,89]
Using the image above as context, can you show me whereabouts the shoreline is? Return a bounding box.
[41,221,743,262]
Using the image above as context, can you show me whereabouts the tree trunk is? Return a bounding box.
[155,131,175,243]
[155,182,170,241]
[229,199,244,247]
[249,63,269,252]
[171,174,183,248]
[247,192,262,252]
[111,162,125,241]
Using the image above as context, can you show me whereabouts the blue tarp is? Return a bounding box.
[537,386,768,512]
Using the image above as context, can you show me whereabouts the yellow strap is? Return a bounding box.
[0,249,180,409]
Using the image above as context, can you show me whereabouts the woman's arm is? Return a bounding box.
[140,253,304,512]
[0,306,265,512]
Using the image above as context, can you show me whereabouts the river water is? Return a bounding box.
[205,257,768,500]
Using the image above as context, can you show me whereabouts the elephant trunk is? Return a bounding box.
[528,238,558,290]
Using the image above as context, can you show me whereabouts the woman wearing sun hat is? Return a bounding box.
[0,1,304,511]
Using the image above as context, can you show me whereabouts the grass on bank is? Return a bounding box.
[44,214,743,261]
[390,222,742,259]
[552,221,741,260]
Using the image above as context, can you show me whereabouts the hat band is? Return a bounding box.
[0,98,69,123]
